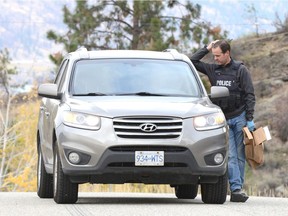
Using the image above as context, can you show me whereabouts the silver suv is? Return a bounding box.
[37,48,229,204]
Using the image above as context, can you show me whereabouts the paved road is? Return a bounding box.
[0,192,287,216]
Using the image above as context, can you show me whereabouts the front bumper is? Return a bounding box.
[55,117,228,184]
[66,146,227,184]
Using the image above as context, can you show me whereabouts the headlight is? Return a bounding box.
[63,111,101,130]
[194,112,225,131]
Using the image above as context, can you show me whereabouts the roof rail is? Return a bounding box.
[163,49,182,60]
[76,46,88,52]
[75,46,89,58]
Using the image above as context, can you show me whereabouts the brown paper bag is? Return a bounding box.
[243,127,266,169]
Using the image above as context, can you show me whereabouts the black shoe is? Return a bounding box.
[230,189,249,202]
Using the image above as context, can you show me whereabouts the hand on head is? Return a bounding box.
[207,40,220,51]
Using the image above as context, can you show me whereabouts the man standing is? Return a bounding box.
[190,40,256,202]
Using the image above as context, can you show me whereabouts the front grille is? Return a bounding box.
[109,146,187,152]
[113,116,183,139]
[108,162,187,167]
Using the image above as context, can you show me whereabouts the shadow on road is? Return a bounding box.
[76,196,204,205]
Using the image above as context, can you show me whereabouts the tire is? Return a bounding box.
[175,184,198,199]
[201,172,227,204]
[37,146,53,198]
[53,145,78,204]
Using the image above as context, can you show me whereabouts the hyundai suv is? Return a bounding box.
[37,48,229,204]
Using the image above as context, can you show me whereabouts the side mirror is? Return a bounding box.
[38,83,61,99]
[210,86,229,98]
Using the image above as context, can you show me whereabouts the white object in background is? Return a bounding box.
[263,126,271,140]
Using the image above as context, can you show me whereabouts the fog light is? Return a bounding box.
[68,152,81,164]
[214,153,224,164]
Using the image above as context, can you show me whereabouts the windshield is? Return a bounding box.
[71,59,201,97]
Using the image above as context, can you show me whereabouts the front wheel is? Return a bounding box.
[53,145,78,204]
[37,145,53,198]
[201,172,228,204]
[175,184,198,199]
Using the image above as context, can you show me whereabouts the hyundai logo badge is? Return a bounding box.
[140,123,157,132]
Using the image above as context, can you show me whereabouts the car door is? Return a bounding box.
[40,59,69,165]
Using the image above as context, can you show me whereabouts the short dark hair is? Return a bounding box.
[213,40,230,53]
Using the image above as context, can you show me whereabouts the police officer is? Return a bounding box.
[190,40,256,202]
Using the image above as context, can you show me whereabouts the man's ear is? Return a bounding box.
[225,50,230,56]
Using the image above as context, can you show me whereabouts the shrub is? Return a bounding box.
[274,94,288,142]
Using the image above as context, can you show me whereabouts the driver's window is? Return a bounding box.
[54,59,68,86]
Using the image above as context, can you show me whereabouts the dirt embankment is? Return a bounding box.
[232,32,288,196]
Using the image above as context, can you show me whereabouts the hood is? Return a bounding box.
[66,96,219,118]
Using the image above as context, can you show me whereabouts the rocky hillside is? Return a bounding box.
[232,32,288,197]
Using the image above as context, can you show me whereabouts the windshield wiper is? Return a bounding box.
[73,91,187,97]
[115,92,168,96]
[73,92,107,96]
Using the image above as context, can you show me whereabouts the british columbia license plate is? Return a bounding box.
[135,151,164,166]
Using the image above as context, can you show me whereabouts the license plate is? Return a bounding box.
[135,151,164,166]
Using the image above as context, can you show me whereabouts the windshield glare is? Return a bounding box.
[71,59,201,97]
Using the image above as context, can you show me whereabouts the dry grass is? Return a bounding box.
[79,183,174,194]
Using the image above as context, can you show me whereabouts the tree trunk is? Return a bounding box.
[0,94,11,189]
[131,1,140,49]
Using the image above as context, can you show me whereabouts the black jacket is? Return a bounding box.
[190,47,255,121]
